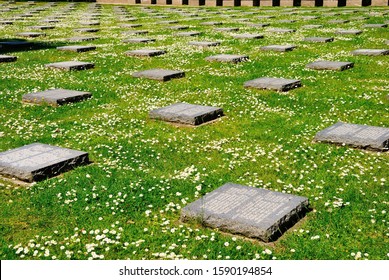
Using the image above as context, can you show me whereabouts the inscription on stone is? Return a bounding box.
[181,183,309,242]
[314,122,389,151]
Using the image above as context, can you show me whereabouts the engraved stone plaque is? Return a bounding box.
[132,68,185,81]
[260,45,296,52]
[181,183,309,242]
[149,102,223,126]
[57,45,96,52]
[314,122,389,151]
[45,61,94,71]
[22,88,92,106]
[306,61,354,71]
[206,54,249,63]
[0,55,17,63]
[125,49,165,57]
[244,77,302,92]
[0,143,89,182]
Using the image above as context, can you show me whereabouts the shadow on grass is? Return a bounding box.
[0,38,69,54]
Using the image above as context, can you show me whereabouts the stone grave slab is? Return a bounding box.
[122,38,156,43]
[67,36,98,42]
[351,49,389,56]
[57,45,96,52]
[121,24,142,28]
[0,143,89,182]
[188,41,220,47]
[74,28,99,33]
[181,183,309,242]
[306,60,354,71]
[314,122,389,151]
[149,102,223,126]
[132,69,185,82]
[17,32,45,38]
[22,88,92,106]
[201,21,223,26]
[244,77,302,92]
[304,37,334,43]
[267,28,296,33]
[363,24,387,28]
[177,31,201,37]
[302,25,323,29]
[247,23,270,28]
[336,29,363,35]
[260,45,296,52]
[122,30,148,35]
[206,54,249,63]
[233,34,264,40]
[0,21,14,25]
[30,25,54,30]
[125,49,165,57]
[0,40,33,50]
[80,21,100,26]
[169,25,189,30]
[214,27,240,32]
[45,61,94,71]
[328,20,349,24]
[0,55,17,63]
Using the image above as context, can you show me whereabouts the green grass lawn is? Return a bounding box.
[0,1,388,260]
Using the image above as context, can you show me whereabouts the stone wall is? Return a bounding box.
[97,0,388,5]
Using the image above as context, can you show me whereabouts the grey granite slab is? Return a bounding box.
[125,49,165,57]
[57,45,96,52]
[351,49,389,56]
[260,45,296,52]
[121,24,142,28]
[149,102,223,126]
[122,38,155,43]
[74,28,99,33]
[169,25,189,30]
[247,23,270,28]
[0,40,33,49]
[304,37,334,43]
[336,29,363,35]
[233,33,264,40]
[302,25,323,29]
[0,21,13,25]
[214,27,240,32]
[66,36,98,42]
[17,32,45,37]
[45,61,94,71]
[22,88,92,106]
[267,28,296,33]
[328,20,349,24]
[201,21,223,26]
[0,55,17,63]
[132,68,185,81]
[181,183,309,242]
[244,77,302,92]
[314,122,389,151]
[188,41,220,47]
[0,143,89,182]
[30,25,54,30]
[206,54,249,63]
[306,60,354,71]
[177,31,201,37]
[363,24,387,28]
[122,30,148,35]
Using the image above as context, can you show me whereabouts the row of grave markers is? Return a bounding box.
[97,0,389,7]
[1,2,388,243]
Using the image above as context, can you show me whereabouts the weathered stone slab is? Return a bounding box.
[302,25,323,29]
[125,49,165,57]
[214,27,239,32]
[206,54,249,63]
[121,24,142,28]
[233,34,264,40]
[335,29,363,35]
[247,23,270,28]
[314,122,389,151]
[201,21,223,26]
[122,30,148,35]
[22,88,92,106]
[363,24,387,28]
[0,55,17,63]
[122,38,156,43]
[267,28,296,33]
[30,25,54,30]
[188,41,220,47]
[306,61,354,71]
[304,37,334,43]
[132,69,185,82]
[328,20,349,24]
[57,45,96,52]
[181,183,309,242]
[0,143,89,182]
[74,28,99,33]
[260,45,296,52]
[177,31,201,37]
[45,61,95,71]
[66,36,98,42]
[0,40,33,50]
[244,77,302,92]
[351,49,389,56]
[169,25,189,30]
[0,21,14,25]
[149,102,223,126]
[17,32,45,38]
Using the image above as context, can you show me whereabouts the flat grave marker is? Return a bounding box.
[232,34,264,40]
[132,68,185,82]
[22,88,92,106]
[66,36,98,42]
[244,77,302,92]
[181,183,309,242]
[122,38,156,43]
[177,31,201,37]
[351,49,389,56]
[57,45,96,52]
[45,61,94,71]
[125,49,165,57]
[206,54,249,63]
[314,122,389,151]
[363,24,387,28]
[0,143,89,182]
[260,45,296,52]
[304,37,334,43]
[149,102,223,126]
[17,32,45,38]
[188,41,220,47]
[306,61,354,71]
[302,25,323,29]
[335,29,363,35]
[0,55,17,63]
[267,28,296,33]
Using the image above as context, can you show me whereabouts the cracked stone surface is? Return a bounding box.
[149,102,223,126]
[0,143,89,182]
[181,183,309,242]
